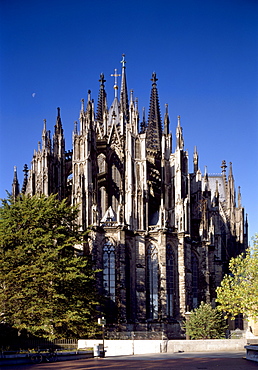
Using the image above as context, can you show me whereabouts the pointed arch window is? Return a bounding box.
[166,244,174,317]
[146,244,159,319]
[191,253,198,308]
[125,244,132,321]
[103,241,116,302]
[97,154,106,173]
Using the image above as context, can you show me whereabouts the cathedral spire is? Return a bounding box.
[42,119,47,149]
[55,107,63,135]
[140,107,146,133]
[229,161,233,178]
[238,186,242,208]
[146,72,162,151]
[53,107,64,157]
[96,73,107,122]
[204,166,210,192]
[193,146,198,173]
[42,119,51,151]
[21,164,29,194]
[176,115,184,150]
[214,179,219,206]
[12,166,20,199]
[164,104,169,135]
[120,54,129,121]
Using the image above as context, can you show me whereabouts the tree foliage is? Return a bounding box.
[0,194,99,340]
[216,234,258,319]
[184,302,227,339]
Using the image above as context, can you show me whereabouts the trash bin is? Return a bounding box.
[93,344,100,357]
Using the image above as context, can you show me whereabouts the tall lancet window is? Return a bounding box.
[103,241,116,302]
[191,253,199,308]
[146,244,159,319]
[166,244,174,317]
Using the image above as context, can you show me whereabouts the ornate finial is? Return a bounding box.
[221,160,227,173]
[140,107,146,133]
[99,73,106,86]
[57,107,60,117]
[111,68,121,98]
[21,164,29,194]
[121,54,126,68]
[88,90,91,102]
[177,115,181,126]
[74,121,78,135]
[81,98,85,111]
[238,186,242,207]
[229,161,233,176]
[165,104,168,114]
[151,72,158,85]
[130,89,133,103]
[23,164,28,174]
[12,166,20,199]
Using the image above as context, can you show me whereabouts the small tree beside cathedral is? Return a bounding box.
[216,234,258,319]
[184,302,227,339]
[0,194,99,340]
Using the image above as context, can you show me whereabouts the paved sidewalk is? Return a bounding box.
[1,351,258,369]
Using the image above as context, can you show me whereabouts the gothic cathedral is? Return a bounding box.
[13,56,248,338]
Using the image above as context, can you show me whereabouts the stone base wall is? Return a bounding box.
[78,338,248,357]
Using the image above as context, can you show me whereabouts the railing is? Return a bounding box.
[1,338,78,352]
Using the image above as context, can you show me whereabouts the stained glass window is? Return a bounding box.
[147,244,158,319]
[103,241,116,302]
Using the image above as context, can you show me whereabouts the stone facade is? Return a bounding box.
[13,56,248,338]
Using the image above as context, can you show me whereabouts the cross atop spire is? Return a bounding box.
[111,68,121,98]
[121,53,126,68]
[99,72,106,86]
[151,72,158,85]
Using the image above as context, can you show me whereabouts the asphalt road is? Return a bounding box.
[1,352,258,370]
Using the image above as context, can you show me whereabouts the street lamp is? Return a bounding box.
[98,317,106,357]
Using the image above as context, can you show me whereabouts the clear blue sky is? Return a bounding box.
[0,0,257,242]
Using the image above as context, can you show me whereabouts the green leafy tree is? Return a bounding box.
[0,194,99,340]
[184,302,227,339]
[216,234,258,319]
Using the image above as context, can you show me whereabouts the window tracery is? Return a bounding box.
[103,241,116,302]
[146,244,158,319]
[166,244,174,317]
